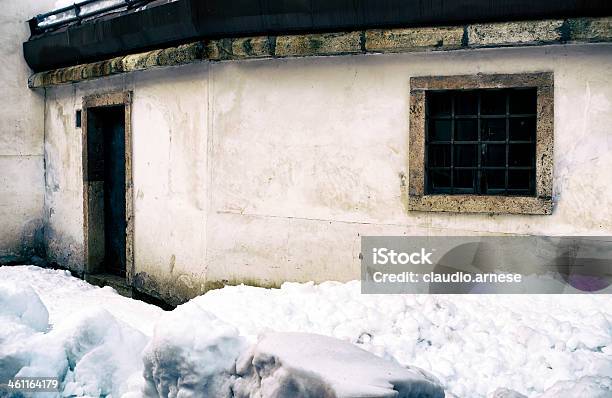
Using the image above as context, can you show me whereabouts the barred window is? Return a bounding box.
[425,88,537,196]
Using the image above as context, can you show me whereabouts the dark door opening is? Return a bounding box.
[85,105,126,277]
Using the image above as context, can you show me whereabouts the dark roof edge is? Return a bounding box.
[29,17,612,88]
[23,0,612,72]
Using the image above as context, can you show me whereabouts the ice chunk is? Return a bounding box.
[53,309,148,397]
[0,282,49,332]
[6,307,148,398]
[233,332,445,398]
[142,303,247,398]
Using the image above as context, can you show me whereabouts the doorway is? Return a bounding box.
[82,92,133,280]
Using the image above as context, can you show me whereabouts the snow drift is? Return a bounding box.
[1,268,442,398]
[0,272,152,397]
[0,281,147,397]
[140,304,443,397]
[1,266,612,398]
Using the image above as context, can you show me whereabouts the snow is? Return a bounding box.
[489,388,527,398]
[0,272,152,397]
[142,303,246,398]
[538,376,612,398]
[39,1,125,29]
[190,281,612,397]
[1,265,612,398]
[0,265,163,336]
[43,308,147,397]
[233,332,444,398]
[0,282,48,332]
[40,0,177,30]
[0,267,162,397]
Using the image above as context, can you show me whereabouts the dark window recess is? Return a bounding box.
[425,88,537,196]
[76,110,82,128]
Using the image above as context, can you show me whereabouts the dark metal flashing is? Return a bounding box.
[28,17,612,89]
[23,0,612,72]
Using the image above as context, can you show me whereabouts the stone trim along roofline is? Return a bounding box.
[28,16,611,88]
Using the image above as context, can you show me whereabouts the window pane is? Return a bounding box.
[428,92,452,117]
[455,91,478,115]
[455,119,478,141]
[454,169,476,191]
[428,144,451,167]
[454,145,478,167]
[509,117,536,141]
[481,90,506,115]
[481,119,506,141]
[508,170,531,191]
[509,88,537,114]
[483,169,506,192]
[483,144,506,167]
[509,144,533,167]
[429,169,451,191]
[428,120,452,141]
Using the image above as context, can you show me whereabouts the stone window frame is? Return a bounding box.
[408,72,554,215]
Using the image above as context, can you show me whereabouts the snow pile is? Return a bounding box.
[190,281,612,398]
[0,267,159,397]
[0,282,50,385]
[234,332,444,398]
[0,268,441,398]
[50,309,147,397]
[142,302,247,398]
[1,266,612,398]
[0,287,147,396]
[0,266,163,335]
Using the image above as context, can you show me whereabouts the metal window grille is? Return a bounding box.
[425,88,537,196]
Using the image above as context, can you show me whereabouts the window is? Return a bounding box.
[408,73,553,215]
[426,88,536,196]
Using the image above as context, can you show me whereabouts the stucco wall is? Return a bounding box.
[0,0,55,263]
[43,44,612,303]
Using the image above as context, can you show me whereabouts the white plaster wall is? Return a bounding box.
[0,0,56,262]
[43,44,612,301]
[44,66,209,296]
[128,67,208,296]
[44,83,88,270]
[206,44,612,287]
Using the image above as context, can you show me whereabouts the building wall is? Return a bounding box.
[0,0,56,263]
[43,44,612,304]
